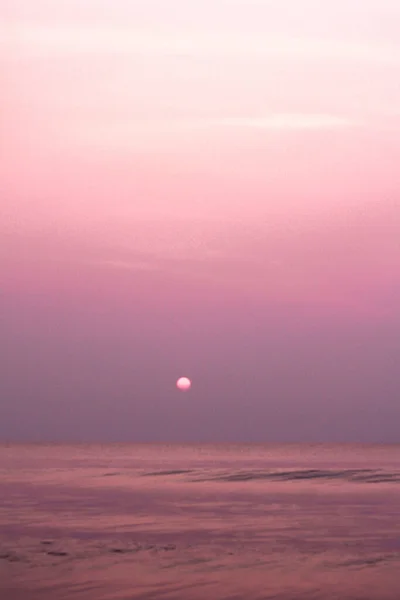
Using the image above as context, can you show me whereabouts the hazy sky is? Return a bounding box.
[1,0,400,443]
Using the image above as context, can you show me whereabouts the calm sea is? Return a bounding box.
[1,443,400,599]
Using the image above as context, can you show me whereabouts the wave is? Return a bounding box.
[142,468,400,484]
[142,469,194,477]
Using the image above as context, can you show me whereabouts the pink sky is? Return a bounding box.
[1,0,400,441]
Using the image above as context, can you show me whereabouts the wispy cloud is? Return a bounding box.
[64,114,357,151]
[97,259,159,272]
[2,22,400,65]
[215,115,356,130]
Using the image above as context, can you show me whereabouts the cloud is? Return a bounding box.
[2,22,400,65]
[215,115,356,130]
[61,113,356,152]
[98,259,159,272]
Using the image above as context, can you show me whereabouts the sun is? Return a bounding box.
[176,377,191,391]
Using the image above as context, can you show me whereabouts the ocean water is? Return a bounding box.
[1,443,400,599]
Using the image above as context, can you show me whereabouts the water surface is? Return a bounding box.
[1,443,400,599]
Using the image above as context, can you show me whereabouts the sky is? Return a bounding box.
[1,0,400,443]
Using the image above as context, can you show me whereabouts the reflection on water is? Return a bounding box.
[1,443,400,599]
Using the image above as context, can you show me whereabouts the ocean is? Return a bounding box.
[1,443,400,599]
